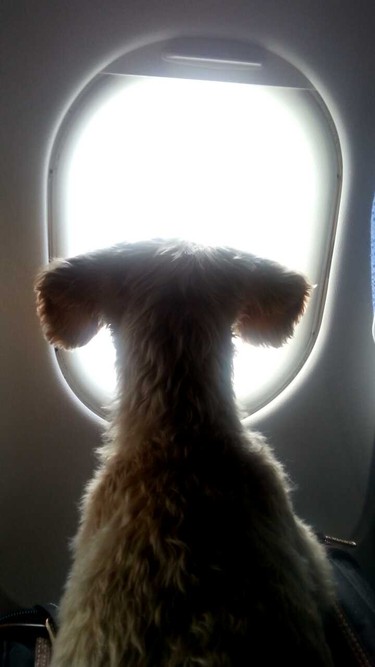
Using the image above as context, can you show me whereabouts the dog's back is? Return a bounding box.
[35,240,334,666]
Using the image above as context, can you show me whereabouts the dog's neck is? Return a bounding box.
[110,315,240,451]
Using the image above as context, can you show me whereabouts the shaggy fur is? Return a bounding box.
[35,240,335,666]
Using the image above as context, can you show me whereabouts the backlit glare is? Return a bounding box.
[58,76,325,411]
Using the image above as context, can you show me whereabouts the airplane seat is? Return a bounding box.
[326,545,375,665]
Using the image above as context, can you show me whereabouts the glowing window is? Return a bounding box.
[49,40,341,418]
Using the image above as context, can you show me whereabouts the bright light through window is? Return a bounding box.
[51,74,340,416]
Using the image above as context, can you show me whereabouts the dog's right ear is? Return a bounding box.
[232,256,311,348]
[35,253,109,349]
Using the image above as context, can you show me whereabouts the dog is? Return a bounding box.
[35,239,335,666]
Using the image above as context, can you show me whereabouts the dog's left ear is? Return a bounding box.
[35,252,113,349]
[233,257,311,348]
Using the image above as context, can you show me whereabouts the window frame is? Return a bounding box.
[47,37,342,419]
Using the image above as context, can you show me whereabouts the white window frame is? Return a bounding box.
[47,37,342,419]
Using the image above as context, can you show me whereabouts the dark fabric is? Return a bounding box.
[1,641,35,667]
[328,548,375,666]
[0,606,56,667]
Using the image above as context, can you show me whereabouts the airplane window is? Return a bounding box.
[49,47,341,418]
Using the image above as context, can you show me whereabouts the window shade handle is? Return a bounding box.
[162,38,263,70]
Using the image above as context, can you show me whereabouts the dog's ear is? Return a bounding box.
[233,257,311,348]
[35,253,111,349]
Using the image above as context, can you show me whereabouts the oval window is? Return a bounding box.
[48,39,341,417]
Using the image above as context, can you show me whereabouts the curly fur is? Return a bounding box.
[35,240,335,666]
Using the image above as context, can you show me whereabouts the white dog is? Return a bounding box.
[36,240,335,666]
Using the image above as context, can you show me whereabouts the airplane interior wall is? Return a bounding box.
[1,0,375,607]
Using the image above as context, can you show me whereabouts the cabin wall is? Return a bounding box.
[1,0,375,605]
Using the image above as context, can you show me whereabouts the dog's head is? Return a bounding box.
[35,240,310,351]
